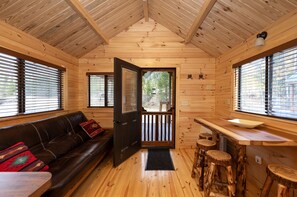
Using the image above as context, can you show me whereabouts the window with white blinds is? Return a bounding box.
[0,54,19,117]
[88,74,114,107]
[234,45,297,120]
[0,52,63,118]
[24,61,63,114]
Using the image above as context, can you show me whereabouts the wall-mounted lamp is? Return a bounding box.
[255,31,268,46]
[187,74,193,80]
[198,69,205,80]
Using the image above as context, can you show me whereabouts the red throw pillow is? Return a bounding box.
[80,119,104,138]
[0,142,49,172]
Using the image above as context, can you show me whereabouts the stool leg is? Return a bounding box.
[197,150,205,191]
[226,165,235,197]
[260,175,273,197]
[277,184,287,197]
[204,162,216,197]
[191,146,200,178]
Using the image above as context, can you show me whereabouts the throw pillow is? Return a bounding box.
[0,142,49,172]
[80,119,104,138]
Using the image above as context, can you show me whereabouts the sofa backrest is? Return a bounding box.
[0,111,89,164]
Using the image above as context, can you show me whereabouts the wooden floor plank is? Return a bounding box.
[73,149,202,197]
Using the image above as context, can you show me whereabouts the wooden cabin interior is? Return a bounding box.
[0,0,297,196]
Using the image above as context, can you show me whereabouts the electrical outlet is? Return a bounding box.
[255,155,262,165]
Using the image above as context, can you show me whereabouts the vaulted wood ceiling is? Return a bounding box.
[0,0,296,58]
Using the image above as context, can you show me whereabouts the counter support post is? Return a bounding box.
[235,144,247,197]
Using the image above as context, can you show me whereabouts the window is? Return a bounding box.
[234,45,297,119]
[88,74,114,107]
[0,52,64,118]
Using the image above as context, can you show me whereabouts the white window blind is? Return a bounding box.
[89,75,105,106]
[235,45,297,120]
[0,54,19,117]
[0,52,63,118]
[107,75,114,107]
[270,46,297,118]
[88,74,114,107]
[24,61,63,114]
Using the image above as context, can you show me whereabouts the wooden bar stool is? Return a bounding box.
[191,139,217,190]
[204,150,235,197]
[260,164,297,197]
[199,132,213,140]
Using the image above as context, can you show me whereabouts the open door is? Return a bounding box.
[113,58,142,167]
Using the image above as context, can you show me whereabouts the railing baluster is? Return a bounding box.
[160,115,163,141]
[143,114,146,141]
[155,115,159,141]
[151,115,153,141]
[167,115,171,141]
[164,115,168,141]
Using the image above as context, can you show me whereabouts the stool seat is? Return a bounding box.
[261,164,297,197]
[206,150,232,166]
[204,150,235,197]
[197,139,217,150]
[199,133,213,140]
[267,164,297,188]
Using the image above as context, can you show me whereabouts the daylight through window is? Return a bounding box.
[0,52,64,118]
[234,45,297,119]
[88,74,114,107]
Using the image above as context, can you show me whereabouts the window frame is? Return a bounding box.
[234,45,297,121]
[87,72,114,108]
[0,52,64,118]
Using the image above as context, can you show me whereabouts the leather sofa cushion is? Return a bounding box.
[32,133,83,164]
[47,130,113,192]
[0,124,41,150]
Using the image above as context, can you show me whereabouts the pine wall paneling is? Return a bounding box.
[215,10,297,196]
[79,19,216,149]
[0,21,79,127]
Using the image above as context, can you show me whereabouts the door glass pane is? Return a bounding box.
[122,68,137,113]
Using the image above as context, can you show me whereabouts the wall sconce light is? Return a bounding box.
[187,74,193,79]
[198,69,205,80]
[255,31,268,46]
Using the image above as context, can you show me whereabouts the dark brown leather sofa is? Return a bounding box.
[0,111,113,196]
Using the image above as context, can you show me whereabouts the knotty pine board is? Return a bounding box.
[79,19,216,149]
[215,10,297,197]
[0,22,79,127]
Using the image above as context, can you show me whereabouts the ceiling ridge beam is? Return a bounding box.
[185,0,217,43]
[143,0,149,22]
[65,0,109,44]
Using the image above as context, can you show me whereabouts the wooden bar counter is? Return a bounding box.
[194,118,297,197]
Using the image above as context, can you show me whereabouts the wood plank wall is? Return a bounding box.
[215,10,297,196]
[0,21,79,127]
[79,19,216,149]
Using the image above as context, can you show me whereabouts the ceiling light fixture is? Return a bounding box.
[255,31,268,47]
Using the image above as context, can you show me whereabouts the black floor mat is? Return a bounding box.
[145,148,175,171]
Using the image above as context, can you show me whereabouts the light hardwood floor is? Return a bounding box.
[73,149,203,197]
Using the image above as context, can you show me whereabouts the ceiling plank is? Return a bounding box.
[185,0,217,43]
[64,0,109,44]
[143,0,149,22]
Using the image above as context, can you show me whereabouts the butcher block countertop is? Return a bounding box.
[194,118,297,146]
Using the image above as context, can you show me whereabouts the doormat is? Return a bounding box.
[145,148,175,171]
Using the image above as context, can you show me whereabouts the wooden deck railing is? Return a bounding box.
[142,112,173,145]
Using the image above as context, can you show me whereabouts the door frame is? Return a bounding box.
[141,68,176,149]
